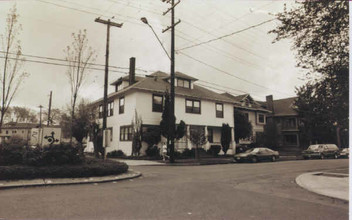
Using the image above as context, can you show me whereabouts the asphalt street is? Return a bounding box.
[0,159,349,219]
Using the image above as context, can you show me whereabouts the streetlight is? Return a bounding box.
[140,17,171,60]
[141,16,176,163]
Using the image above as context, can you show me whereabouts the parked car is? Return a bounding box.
[234,147,279,163]
[339,148,349,158]
[302,144,339,160]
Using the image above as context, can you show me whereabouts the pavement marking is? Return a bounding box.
[187,212,192,215]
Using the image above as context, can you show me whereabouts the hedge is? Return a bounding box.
[0,158,129,180]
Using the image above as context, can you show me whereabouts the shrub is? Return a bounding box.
[4,135,27,147]
[0,145,25,165]
[107,150,126,158]
[23,146,43,166]
[145,145,160,158]
[207,145,221,156]
[192,148,206,156]
[182,148,194,158]
[174,151,182,159]
[0,143,84,166]
[40,144,84,166]
[0,158,129,180]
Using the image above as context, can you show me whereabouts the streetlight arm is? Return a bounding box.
[146,24,171,60]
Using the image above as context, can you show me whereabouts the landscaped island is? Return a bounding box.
[0,141,128,180]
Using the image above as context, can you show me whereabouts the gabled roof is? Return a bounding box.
[94,71,235,104]
[110,76,144,86]
[272,97,298,116]
[222,93,271,113]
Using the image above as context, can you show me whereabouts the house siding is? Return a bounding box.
[95,90,235,155]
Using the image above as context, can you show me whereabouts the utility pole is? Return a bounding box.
[94,17,123,131]
[38,105,43,128]
[162,0,181,163]
[47,91,52,126]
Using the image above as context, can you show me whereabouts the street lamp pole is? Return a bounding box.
[142,0,180,163]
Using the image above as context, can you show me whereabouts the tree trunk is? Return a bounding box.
[195,145,199,161]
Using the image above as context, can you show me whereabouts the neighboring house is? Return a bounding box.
[265,95,301,149]
[91,66,237,155]
[222,93,271,143]
[0,122,39,143]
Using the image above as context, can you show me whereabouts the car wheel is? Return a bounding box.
[303,157,308,160]
[251,156,258,163]
[320,154,325,160]
[271,156,276,162]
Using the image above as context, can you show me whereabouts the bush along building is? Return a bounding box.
[89,57,237,156]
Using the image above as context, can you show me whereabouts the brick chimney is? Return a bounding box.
[129,57,135,85]
[266,95,274,113]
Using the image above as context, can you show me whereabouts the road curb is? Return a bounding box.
[0,170,142,190]
[295,172,349,202]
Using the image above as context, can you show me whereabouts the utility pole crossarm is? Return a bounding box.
[162,19,181,33]
[162,0,181,15]
[94,18,123,28]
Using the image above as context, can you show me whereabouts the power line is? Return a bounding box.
[177,18,275,51]
[0,51,150,73]
[0,56,129,75]
[178,51,291,96]
[37,0,270,67]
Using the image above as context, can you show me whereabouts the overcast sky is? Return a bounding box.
[0,0,307,112]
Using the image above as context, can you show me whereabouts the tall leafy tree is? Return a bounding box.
[159,91,186,162]
[221,123,232,155]
[0,5,28,132]
[270,1,349,147]
[234,109,253,143]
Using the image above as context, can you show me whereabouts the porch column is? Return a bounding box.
[229,127,236,155]
[186,125,191,149]
[204,126,210,150]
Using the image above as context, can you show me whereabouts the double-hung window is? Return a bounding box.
[120,126,132,141]
[216,103,224,118]
[119,97,125,114]
[186,99,200,114]
[152,94,163,112]
[257,113,265,124]
[177,78,190,88]
[108,101,114,117]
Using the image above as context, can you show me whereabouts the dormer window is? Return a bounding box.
[177,78,190,88]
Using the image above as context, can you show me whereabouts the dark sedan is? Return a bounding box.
[234,147,279,163]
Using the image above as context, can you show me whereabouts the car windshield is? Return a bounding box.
[245,148,259,153]
[308,145,321,151]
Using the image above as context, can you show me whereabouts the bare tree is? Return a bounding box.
[0,5,28,132]
[64,29,96,139]
[12,106,37,123]
[43,108,61,125]
[189,128,207,161]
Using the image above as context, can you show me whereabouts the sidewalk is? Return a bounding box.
[296,170,349,201]
[0,171,141,190]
